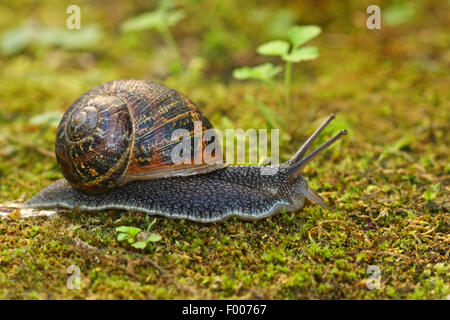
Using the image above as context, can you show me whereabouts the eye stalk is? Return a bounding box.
[290,129,347,178]
[289,113,336,164]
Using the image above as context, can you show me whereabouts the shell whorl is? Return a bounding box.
[56,94,133,193]
[56,79,226,194]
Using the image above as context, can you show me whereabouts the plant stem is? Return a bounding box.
[284,61,292,110]
[264,80,283,107]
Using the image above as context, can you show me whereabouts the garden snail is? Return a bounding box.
[25,79,347,223]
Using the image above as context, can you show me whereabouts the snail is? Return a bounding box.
[25,79,347,223]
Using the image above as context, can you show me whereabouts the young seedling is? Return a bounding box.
[116,218,161,250]
[257,25,321,110]
[233,25,321,112]
[120,0,185,73]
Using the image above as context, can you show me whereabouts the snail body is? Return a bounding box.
[25,80,347,223]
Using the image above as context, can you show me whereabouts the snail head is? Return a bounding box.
[284,114,347,208]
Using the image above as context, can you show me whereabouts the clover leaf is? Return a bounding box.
[287,25,322,49]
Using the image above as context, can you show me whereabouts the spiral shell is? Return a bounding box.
[56,80,226,194]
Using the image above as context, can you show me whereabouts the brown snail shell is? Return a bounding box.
[56,79,227,194]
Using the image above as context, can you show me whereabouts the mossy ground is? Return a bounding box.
[0,0,448,299]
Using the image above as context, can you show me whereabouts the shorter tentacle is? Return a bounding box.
[303,186,326,208]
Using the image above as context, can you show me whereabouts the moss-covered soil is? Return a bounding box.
[0,0,448,299]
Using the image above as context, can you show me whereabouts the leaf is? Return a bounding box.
[233,63,282,81]
[127,227,142,237]
[132,241,148,249]
[232,67,253,80]
[147,233,162,242]
[39,25,102,50]
[59,25,102,50]
[117,233,128,242]
[384,3,416,27]
[388,135,414,153]
[115,226,130,233]
[120,9,184,32]
[165,10,185,27]
[115,226,141,237]
[421,184,440,201]
[1,25,34,56]
[421,190,437,201]
[29,112,63,127]
[287,25,321,48]
[282,46,319,63]
[1,22,102,55]
[121,11,165,32]
[256,40,290,56]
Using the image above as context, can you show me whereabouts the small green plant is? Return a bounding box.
[233,25,321,111]
[120,0,185,73]
[421,183,440,202]
[116,218,162,250]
